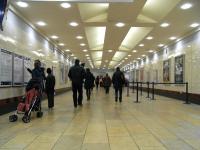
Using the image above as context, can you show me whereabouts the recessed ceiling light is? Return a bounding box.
[71,54,74,56]
[190,23,199,28]
[180,3,192,10]
[69,22,79,27]
[158,44,164,47]
[160,23,170,27]
[65,49,70,52]
[128,55,131,57]
[37,21,46,26]
[125,57,128,60]
[137,58,141,60]
[115,22,125,27]
[59,43,65,46]
[80,43,86,46]
[169,36,177,40]
[132,50,137,53]
[108,50,113,52]
[60,3,71,8]
[139,44,144,47]
[51,35,58,39]
[83,49,88,52]
[85,54,89,57]
[76,36,83,39]
[74,57,77,59]
[16,1,28,8]
[148,50,154,53]
[142,55,146,57]
[146,36,153,40]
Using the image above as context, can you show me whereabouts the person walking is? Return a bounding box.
[112,67,125,102]
[103,73,112,94]
[45,68,55,109]
[95,76,100,90]
[68,59,85,108]
[84,68,95,100]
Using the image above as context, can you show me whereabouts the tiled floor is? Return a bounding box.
[0,88,200,150]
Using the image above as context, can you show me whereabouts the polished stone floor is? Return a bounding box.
[0,88,200,150]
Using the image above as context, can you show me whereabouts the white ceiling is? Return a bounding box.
[10,0,200,69]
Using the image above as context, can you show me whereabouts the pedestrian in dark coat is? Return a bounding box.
[103,74,112,94]
[95,76,100,90]
[68,59,85,108]
[112,67,125,102]
[45,68,55,109]
[84,68,95,100]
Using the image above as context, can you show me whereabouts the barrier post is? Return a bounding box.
[151,82,155,100]
[135,82,139,103]
[140,82,142,96]
[132,81,135,93]
[146,82,150,98]
[127,82,129,97]
[184,82,190,104]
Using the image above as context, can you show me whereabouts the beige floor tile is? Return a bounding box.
[81,143,110,150]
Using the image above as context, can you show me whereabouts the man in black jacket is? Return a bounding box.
[68,59,85,108]
[112,67,125,102]
[45,68,55,109]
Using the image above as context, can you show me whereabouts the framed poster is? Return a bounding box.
[24,57,32,84]
[153,69,158,83]
[0,49,12,86]
[163,59,170,82]
[175,55,185,83]
[136,69,139,82]
[140,68,144,82]
[13,54,24,86]
[59,63,64,84]
[64,64,69,83]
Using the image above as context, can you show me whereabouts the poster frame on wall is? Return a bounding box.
[163,59,171,82]
[0,48,13,87]
[174,54,185,83]
[23,57,32,85]
[13,53,24,86]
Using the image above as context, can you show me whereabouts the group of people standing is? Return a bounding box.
[68,59,125,108]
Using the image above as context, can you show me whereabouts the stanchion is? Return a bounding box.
[146,82,150,98]
[135,82,140,103]
[184,82,190,104]
[127,82,129,97]
[151,82,155,100]
[140,82,142,96]
[132,81,135,93]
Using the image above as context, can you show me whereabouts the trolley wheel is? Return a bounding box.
[37,111,43,118]
[22,114,31,123]
[9,114,18,122]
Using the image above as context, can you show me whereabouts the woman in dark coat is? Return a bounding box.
[45,68,55,109]
[103,73,112,94]
[84,68,95,100]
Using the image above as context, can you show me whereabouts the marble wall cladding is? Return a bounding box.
[128,30,200,94]
[0,10,72,100]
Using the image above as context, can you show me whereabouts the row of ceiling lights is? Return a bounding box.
[119,2,199,68]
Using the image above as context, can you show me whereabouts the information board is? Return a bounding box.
[24,57,32,84]
[0,49,13,86]
[13,54,24,86]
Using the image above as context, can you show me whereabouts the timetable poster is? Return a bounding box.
[24,57,32,84]
[13,54,24,86]
[59,63,65,84]
[0,49,13,86]
[64,64,69,84]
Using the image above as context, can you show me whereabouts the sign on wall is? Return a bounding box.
[59,62,64,84]
[175,55,185,83]
[140,68,144,82]
[24,57,32,84]
[163,59,170,82]
[153,69,158,83]
[0,49,12,86]
[13,54,24,86]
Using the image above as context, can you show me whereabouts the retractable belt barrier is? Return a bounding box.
[127,81,189,104]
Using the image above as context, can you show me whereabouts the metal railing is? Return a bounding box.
[127,81,189,104]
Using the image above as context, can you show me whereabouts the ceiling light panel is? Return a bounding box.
[109,61,118,67]
[112,51,127,61]
[91,51,103,61]
[139,0,182,22]
[85,27,106,50]
[78,3,109,22]
[119,27,152,51]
